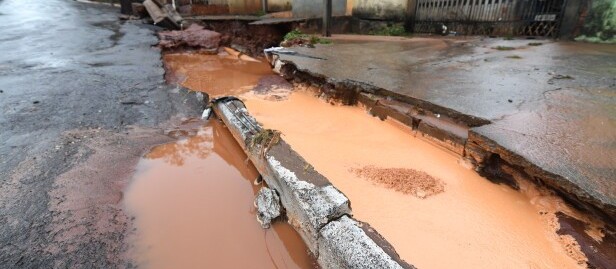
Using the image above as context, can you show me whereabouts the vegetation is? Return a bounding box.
[492,46,516,51]
[370,25,409,37]
[528,42,543,46]
[506,55,522,59]
[576,0,616,43]
[249,129,281,156]
[282,29,332,47]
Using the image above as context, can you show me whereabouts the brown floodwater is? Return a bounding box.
[124,120,315,269]
[243,91,592,269]
[163,51,273,97]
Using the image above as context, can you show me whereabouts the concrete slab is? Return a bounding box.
[271,35,616,221]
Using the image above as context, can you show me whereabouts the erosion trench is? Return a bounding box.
[126,37,615,268]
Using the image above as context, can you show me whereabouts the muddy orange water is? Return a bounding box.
[163,52,273,97]
[124,120,315,269]
[244,91,588,269]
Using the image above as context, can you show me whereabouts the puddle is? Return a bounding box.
[163,51,273,97]
[243,91,590,269]
[124,120,315,269]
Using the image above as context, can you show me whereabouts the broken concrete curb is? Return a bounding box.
[212,98,413,269]
[254,186,282,229]
[318,216,415,269]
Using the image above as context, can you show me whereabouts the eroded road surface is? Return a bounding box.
[0,0,203,267]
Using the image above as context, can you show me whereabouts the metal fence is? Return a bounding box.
[413,0,566,37]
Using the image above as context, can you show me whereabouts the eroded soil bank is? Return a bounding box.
[124,120,316,268]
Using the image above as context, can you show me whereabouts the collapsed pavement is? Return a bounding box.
[212,97,414,269]
[263,36,616,268]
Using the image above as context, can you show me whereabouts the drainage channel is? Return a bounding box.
[156,50,608,268]
[123,51,317,268]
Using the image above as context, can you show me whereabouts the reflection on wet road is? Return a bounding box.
[125,120,315,269]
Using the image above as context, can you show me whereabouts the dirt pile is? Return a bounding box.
[158,24,221,50]
[351,166,445,199]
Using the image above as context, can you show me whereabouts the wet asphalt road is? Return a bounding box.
[0,0,202,267]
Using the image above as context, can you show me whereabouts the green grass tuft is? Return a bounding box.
[370,25,409,37]
[493,46,516,51]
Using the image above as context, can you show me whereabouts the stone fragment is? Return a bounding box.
[254,187,282,229]
[158,24,221,50]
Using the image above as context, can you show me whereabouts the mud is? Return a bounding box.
[197,20,290,56]
[243,90,590,269]
[124,120,315,269]
[163,51,273,97]
[350,166,445,199]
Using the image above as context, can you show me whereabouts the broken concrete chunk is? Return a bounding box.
[254,187,282,229]
[158,24,221,50]
[318,216,414,269]
[162,4,183,24]
[143,0,166,24]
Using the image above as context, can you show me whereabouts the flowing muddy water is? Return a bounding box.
[243,91,592,269]
[128,50,316,269]
[161,51,599,268]
[163,51,273,97]
[125,120,315,269]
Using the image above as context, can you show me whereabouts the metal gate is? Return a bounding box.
[413,0,567,37]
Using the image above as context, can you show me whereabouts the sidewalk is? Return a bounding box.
[270,35,616,221]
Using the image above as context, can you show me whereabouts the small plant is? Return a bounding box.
[528,42,543,46]
[493,46,516,51]
[504,35,514,40]
[283,29,305,42]
[249,129,281,156]
[253,10,267,17]
[282,29,332,47]
[506,55,522,59]
[371,25,409,36]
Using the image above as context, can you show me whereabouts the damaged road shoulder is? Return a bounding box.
[210,97,414,269]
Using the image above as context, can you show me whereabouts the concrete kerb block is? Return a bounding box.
[265,154,350,252]
[318,216,415,269]
[211,98,351,252]
[212,97,415,268]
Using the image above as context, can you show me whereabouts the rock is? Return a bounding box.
[254,187,282,229]
[158,24,221,50]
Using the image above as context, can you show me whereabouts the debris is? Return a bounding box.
[552,74,574,80]
[33,101,40,104]
[506,55,522,59]
[351,166,445,199]
[223,47,260,63]
[528,42,543,46]
[158,24,221,50]
[142,0,182,29]
[254,187,282,229]
[548,74,574,84]
[120,100,143,105]
[201,108,212,120]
